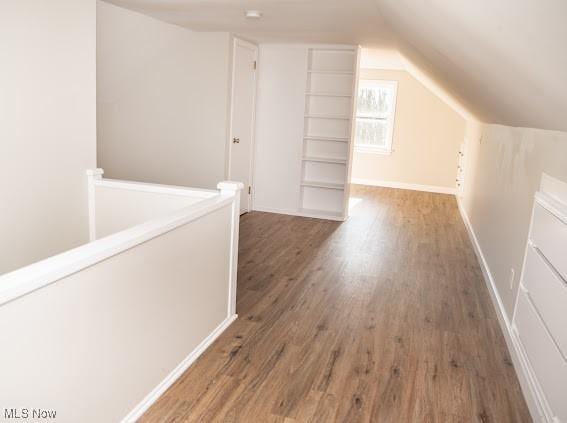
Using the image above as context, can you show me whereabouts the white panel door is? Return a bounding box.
[229,39,258,214]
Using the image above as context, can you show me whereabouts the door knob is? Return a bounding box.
[233,137,240,144]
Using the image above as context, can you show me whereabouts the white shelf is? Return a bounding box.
[307,48,355,53]
[303,135,349,143]
[305,92,353,98]
[301,180,345,190]
[302,155,347,164]
[307,70,354,75]
[304,114,350,120]
[298,208,344,221]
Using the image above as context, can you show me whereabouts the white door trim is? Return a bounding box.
[227,37,258,213]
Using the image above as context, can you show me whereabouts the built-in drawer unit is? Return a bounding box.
[531,202,567,281]
[513,188,567,423]
[514,290,567,422]
[523,246,567,359]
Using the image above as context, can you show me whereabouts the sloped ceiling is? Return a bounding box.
[102,0,567,132]
[379,0,567,132]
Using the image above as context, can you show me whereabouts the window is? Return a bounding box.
[354,80,398,154]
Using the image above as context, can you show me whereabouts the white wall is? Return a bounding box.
[96,0,232,189]
[352,68,466,190]
[460,123,567,317]
[94,185,203,238]
[253,45,308,212]
[0,0,97,275]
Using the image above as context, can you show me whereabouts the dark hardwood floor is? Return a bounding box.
[141,185,531,422]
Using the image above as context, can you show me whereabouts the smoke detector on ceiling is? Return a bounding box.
[245,10,262,19]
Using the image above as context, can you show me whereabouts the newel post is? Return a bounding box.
[217,181,244,316]
[86,168,104,242]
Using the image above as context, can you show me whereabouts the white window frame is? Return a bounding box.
[354,79,398,155]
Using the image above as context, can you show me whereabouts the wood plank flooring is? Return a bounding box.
[141,185,531,422]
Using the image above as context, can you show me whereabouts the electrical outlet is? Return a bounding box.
[509,268,515,290]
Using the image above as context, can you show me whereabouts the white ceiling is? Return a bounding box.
[102,0,396,45]
[102,0,567,132]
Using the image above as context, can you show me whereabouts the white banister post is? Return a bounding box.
[86,168,104,242]
[217,181,244,317]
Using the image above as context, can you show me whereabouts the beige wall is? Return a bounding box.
[352,69,466,189]
[0,0,97,275]
[461,123,567,318]
[96,0,232,189]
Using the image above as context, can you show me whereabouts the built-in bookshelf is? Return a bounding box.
[299,47,358,220]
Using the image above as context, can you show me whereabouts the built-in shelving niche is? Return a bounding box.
[299,47,357,220]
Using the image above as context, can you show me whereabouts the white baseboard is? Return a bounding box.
[122,314,238,423]
[456,199,544,422]
[351,178,457,195]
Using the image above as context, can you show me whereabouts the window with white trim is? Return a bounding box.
[354,80,398,154]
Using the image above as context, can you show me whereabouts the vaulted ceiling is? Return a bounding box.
[379,0,567,132]
[103,0,567,132]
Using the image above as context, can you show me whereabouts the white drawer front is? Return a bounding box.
[523,246,567,359]
[531,203,567,281]
[515,290,567,423]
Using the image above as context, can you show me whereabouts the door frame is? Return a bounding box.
[227,37,259,213]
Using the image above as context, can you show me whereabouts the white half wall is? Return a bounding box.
[0,0,97,275]
[96,0,232,189]
[457,123,567,420]
[460,122,567,319]
[351,68,466,190]
[0,204,234,423]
